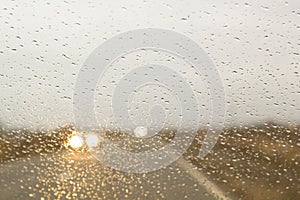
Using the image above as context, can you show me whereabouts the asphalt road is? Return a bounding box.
[0,150,228,200]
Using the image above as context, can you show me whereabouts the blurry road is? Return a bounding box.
[0,150,229,200]
[1,124,298,199]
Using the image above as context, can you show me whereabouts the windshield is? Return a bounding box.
[0,1,299,200]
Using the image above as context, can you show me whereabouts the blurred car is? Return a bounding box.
[67,131,101,152]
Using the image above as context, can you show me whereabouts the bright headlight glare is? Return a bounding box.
[69,135,84,149]
[86,134,99,148]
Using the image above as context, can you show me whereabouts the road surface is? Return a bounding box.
[0,150,230,200]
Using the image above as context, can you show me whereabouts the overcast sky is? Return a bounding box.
[0,0,299,130]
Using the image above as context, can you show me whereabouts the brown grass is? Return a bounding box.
[0,126,73,162]
[184,123,299,200]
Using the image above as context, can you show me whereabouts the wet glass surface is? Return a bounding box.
[0,1,299,199]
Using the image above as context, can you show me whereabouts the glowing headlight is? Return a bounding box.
[134,126,148,137]
[69,135,84,149]
[85,134,99,148]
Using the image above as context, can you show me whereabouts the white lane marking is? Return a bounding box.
[176,157,231,200]
[162,138,230,200]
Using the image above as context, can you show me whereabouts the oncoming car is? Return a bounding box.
[66,131,101,152]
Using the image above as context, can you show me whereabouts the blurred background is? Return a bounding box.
[0,0,299,200]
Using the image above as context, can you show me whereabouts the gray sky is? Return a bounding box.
[0,0,299,129]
